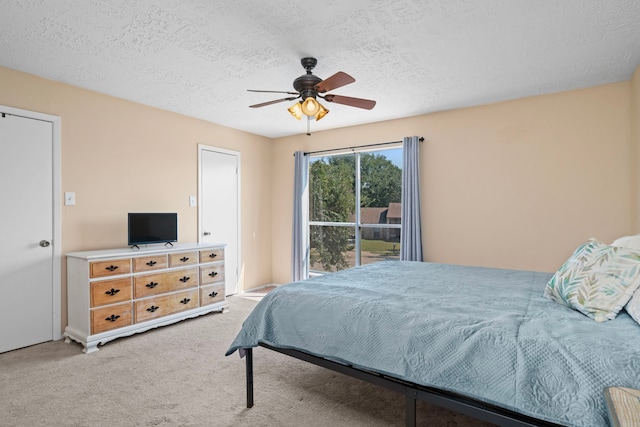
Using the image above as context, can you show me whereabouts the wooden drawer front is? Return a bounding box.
[91,302,132,334]
[199,249,224,263]
[200,265,225,285]
[134,268,199,298]
[133,255,168,272]
[90,259,131,278]
[169,251,198,267]
[200,284,224,306]
[135,289,199,323]
[91,278,132,307]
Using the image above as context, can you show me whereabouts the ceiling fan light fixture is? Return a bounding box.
[287,101,303,120]
[248,57,375,129]
[315,103,329,121]
[300,97,320,116]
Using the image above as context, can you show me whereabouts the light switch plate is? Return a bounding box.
[65,192,76,206]
[189,196,197,207]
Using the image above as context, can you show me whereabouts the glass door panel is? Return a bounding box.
[310,225,356,273]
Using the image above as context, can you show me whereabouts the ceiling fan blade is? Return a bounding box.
[315,72,355,93]
[323,94,376,110]
[248,89,299,95]
[249,96,299,108]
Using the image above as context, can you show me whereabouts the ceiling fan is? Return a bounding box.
[248,57,376,124]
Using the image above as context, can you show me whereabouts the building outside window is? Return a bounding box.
[309,147,402,273]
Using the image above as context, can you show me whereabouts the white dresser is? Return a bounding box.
[64,243,227,353]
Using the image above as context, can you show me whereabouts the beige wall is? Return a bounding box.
[632,65,640,232]
[2,63,639,327]
[272,82,632,284]
[0,65,274,329]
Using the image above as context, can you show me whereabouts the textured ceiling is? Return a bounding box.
[1,0,639,138]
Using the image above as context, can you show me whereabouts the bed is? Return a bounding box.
[226,257,640,426]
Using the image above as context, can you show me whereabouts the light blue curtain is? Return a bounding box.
[291,151,310,281]
[400,136,423,261]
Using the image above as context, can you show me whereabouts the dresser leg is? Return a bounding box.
[83,342,99,354]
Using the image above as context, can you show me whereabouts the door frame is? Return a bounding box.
[1,104,62,341]
[197,144,241,294]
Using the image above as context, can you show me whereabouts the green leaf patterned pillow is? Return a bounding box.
[543,239,640,322]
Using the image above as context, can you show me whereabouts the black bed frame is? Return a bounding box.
[244,343,565,427]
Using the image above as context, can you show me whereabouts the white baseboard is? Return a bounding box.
[241,283,279,294]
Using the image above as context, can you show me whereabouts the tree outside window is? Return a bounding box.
[309,148,402,273]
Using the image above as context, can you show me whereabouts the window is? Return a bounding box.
[309,147,402,273]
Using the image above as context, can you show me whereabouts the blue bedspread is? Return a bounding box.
[226,261,640,426]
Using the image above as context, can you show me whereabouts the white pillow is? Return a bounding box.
[625,289,640,325]
[613,235,640,325]
[612,234,640,251]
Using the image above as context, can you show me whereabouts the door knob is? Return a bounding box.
[203,232,211,236]
[39,240,51,247]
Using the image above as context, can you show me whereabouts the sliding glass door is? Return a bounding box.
[309,147,402,273]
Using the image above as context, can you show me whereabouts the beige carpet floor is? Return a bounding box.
[0,296,494,427]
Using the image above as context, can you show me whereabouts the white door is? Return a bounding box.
[199,146,240,295]
[0,113,54,353]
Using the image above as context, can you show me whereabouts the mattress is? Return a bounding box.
[227,261,640,426]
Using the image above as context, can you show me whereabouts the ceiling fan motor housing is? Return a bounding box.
[294,57,322,100]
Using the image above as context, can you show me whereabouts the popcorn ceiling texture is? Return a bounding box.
[0,0,639,138]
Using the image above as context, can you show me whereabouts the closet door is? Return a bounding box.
[199,146,240,295]
[0,113,54,353]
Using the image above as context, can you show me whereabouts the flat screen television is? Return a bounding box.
[128,213,178,247]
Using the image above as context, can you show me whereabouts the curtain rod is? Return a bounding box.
[302,137,423,156]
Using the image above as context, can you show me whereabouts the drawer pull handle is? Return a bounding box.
[146,260,157,266]
[105,265,119,272]
[180,257,189,262]
[180,298,191,304]
[208,253,217,259]
[147,305,159,313]
[105,314,120,322]
[146,282,159,288]
[179,276,190,283]
[208,271,218,277]
[105,288,120,296]
[208,291,218,298]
